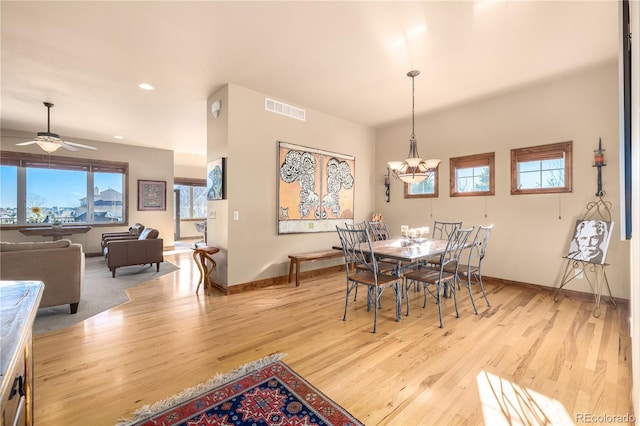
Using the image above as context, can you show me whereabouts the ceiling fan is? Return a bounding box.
[16,102,97,153]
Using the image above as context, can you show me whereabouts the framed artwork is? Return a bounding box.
[207,158,226,200]
[277,141,355,234]
[138,180,166,211]
[566,220,614,264]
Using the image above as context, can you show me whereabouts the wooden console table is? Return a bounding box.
[19,225,92,241]
[192,246,220,293]
[0,280,44,426]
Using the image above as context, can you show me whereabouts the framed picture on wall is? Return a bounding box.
[277,141,355,234]
[207,158,226,200]
[138,179,166,211]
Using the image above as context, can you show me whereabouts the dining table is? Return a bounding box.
[333,236,452,276]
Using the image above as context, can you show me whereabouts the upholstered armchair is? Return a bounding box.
[101,223,145,256]
[106,228,163,277]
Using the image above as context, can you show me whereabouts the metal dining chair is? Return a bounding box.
[403,227,474,328]
[336,225,402,333]
[448,224,493,314]
[425,221,463,267]
[367,220,390,241]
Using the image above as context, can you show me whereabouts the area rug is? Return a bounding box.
[34,256,179,335]
[117,353,363,426]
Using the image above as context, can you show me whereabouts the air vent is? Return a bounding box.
[265,97,306,121]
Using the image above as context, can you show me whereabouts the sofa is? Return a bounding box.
[0,239,85,314]
[106,228,163,277]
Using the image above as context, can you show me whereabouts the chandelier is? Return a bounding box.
[387,70,440,184]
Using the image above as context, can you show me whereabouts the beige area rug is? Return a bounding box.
[34,256,179,335]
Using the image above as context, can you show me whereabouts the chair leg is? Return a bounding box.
[343,281,356,321]
[465,273,479,315]
[476,268,491,307]
[436,282,443,328]
[450,281,460,319]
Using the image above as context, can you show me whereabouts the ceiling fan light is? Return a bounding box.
[36,141,61,153]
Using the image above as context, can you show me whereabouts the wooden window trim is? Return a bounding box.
[403,168,439,199]
[450,152,495,197]
[510,141,572,195]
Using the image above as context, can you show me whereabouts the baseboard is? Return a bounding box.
[483,275,628,306]
[222,267,629,307]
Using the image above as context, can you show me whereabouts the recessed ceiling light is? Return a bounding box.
[138,83,154,91]
[114,135,123,139]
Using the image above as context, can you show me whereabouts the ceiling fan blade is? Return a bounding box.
[16,141,37,146]
[60,142,79,151]
[63,141,97,150]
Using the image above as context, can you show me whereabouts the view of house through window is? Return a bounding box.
[0,152,128,226]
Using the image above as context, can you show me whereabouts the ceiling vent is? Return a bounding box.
[265,97,306,121]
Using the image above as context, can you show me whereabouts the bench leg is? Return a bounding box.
[289,259,295,285]
[295,260,301,287]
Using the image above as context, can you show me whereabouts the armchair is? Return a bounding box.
[106,228,163,277]
[101,223,145,256]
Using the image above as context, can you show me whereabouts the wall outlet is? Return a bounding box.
[233,211,239,221]
[208,210,216,219]
[574,268,584,279]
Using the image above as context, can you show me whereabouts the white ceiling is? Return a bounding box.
[1,1,619,162]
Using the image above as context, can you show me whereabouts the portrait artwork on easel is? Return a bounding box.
[566,220,614,265]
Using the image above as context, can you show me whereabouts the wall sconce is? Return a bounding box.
[384,168,390,202]
[593,138,606,197]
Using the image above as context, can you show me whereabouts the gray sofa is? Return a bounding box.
[0,239,85,313]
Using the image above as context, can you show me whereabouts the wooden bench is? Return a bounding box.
[288,249,343,286]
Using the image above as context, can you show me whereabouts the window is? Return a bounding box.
[0,151,128,227]
[404,169,439,198]
[174,178,207,219]
[511,141,572,195]
[450,152,495,197]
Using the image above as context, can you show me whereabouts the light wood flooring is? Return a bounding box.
[33,249,633,425]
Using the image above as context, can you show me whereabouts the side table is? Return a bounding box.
[192,246,220,293]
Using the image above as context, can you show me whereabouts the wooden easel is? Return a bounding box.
[554,196,616,318]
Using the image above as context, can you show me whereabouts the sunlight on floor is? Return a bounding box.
[477,370,574,425]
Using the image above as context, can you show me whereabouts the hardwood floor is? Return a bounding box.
[33,249,633,425]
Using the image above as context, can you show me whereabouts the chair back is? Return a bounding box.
[336,225,380,275]
[367,221,390,241]
[467,224,494,266]
[433,221,462,240]
[345,221,369,242]
[440,227,474,272]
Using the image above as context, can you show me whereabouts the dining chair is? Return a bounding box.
[425,221,463,267]
[403,227,474,328]
[336,225,402,333]
[367,220,390,241]
[432,221,462,240]
[346,221,395,274]
[448,224,493,314]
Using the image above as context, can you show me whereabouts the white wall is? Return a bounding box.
[376,61,631,298]
[207,84,375,287]
[0,131,175,253]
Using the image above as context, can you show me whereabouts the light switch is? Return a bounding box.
[233,211,239,221]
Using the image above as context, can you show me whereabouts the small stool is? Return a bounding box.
[192,246,220,293]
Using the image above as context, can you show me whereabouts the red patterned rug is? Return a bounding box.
[117,354,363,426]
